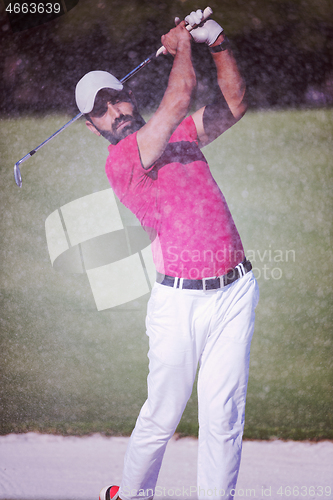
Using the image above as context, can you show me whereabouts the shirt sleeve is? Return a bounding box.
[177,115,199,144]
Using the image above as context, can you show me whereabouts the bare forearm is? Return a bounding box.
[187,11,247,145]
[137,26,196,168]
[210,34,247,119]
[160,33,196,118]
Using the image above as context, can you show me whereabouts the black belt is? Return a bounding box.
[156,259,252,291]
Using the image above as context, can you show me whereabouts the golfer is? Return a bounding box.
[76,10,259,500]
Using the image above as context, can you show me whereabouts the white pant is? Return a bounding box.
[119,271,259,500]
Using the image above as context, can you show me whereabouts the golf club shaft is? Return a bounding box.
[120,56,155,84]
[122,6,213,81]
[17,112,83,167]
[15,52,155,176]
[13,112,83,187]
[14,6,213,187]
[13,57,153,187]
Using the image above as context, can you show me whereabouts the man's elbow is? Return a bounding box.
[231,94,248,122]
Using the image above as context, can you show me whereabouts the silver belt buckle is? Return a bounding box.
[202,276,222,290]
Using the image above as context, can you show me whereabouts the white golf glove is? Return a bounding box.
[185,9,223,46]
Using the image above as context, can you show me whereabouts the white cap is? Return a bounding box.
[75,70,123,114]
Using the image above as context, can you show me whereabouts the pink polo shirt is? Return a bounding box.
[105,115,244,279]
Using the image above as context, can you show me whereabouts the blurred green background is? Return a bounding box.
[0,0,332,439]
[0,109,332,439]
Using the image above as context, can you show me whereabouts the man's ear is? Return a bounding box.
[85,120,101,136]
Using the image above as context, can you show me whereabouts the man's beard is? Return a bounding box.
[99,109,146,145]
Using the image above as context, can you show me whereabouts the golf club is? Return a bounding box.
[14,7,213,188]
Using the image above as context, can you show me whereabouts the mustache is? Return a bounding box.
[112,114,134,132]
[97,109,145,145]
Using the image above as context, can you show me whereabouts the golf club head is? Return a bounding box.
[14,163,22,188]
